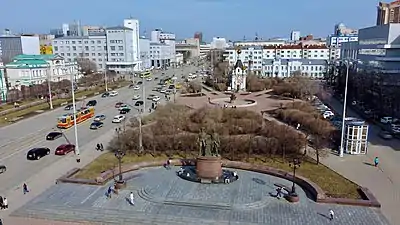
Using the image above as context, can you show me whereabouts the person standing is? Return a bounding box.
[3,197,7,210]
[23,183,29,194]
[0,196,3,210]
[107,186,112,199]
[100,143,104,151]
[329,209,335,220]
[374,157,379,167]
[129,192,134,205]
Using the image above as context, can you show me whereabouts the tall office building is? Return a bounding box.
[377,0,400,25]
[194,32,203,43]
[290,31,301,41]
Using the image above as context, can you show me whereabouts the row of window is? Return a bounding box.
[229,49,329,55]
[57,52,105,57]
[54,40,104,45]
[109,40,124,44]
[54,45,106,52]
[263,65,325,71]
[265,72,324,77]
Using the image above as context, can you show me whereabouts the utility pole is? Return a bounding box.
[47,64,53,109]
[103,46,108,91]
[71,70,80,156]
[139,76,145,153]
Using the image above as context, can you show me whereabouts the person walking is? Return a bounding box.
[3,197,7,210]
[100,143,104,151]
[129,192,134,205]
[0,196,3,210]
[329,209,335,220]
[23,183,29,194]
[107,186,112,199]
[374,157,379,167]
[96,143,101,151]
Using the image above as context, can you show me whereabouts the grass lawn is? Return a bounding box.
[74,152,361,199]
[0,81,130,125]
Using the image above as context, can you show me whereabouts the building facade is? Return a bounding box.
[139,38,151,70]
[262,58,327,79]
[151,29,176,63]
[326,23,359,61]
[149,42,173,68]
[0,59,6,102]
[5,54,79,88]
[211,37,228,49]
[52,35,107,70]
[377,0,400,25]
[0,35,40,63]
[233,40,286,47]
[290,31,301,41]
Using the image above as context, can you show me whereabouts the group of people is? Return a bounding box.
[96,143,104,151]
[0,196,8,210]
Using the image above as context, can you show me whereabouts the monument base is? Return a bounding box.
[196,156,222,181]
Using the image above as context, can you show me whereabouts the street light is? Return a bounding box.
[338,60,352,158]
[46,63,53,109]
[115,127,126,181]
[69,66,80,156]
[289,158,301,195]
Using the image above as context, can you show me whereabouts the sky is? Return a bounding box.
[0,0,381,41]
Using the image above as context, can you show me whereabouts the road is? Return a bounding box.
[0,64,198,194]
[320,91,400,225]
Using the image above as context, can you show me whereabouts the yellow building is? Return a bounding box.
[40,45,53,55]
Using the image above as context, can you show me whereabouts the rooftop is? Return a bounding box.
[13,54,61,61]
[53,35,106,40]
[6,59,48,68]
[106,26,133,31]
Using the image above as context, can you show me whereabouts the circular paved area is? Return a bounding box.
[11,167,390,225]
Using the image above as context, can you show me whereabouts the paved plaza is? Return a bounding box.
[11,167,390,225]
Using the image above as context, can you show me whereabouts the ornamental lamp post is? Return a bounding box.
[289,158,301,196]
[115,127,126,183]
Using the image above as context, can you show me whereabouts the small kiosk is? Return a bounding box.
[343,117,369,155]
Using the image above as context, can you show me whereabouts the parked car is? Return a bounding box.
[137,81,143,85]
[0,165,6,174]
[112,115,126,123]
[109,91,118,97]
[90,121,104,129]
[380,117,393,124]
[120,107,131,114]
[27,148,51,160]
[86,100,97,107]
[101,92,110,98]
[55,144,75,155]
[64,104,75,110]
[152,96,161,102]
[379,131,393,140]
[146,77,153,81]
[147,94,156,100]
[323,111,334,119]
[115,102,124,108]
[94,114,106,121]
[46,131,63,140]
[129,84,135,88]
[133,85,140,90]
[132,95,141,100]
[134,101,144,106]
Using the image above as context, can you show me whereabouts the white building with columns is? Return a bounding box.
[229,49,247,91]
[5,54,79,89]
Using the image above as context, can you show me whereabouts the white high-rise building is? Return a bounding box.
[291,31,301,41]
[211,37,228,49]
[123,19,141,70]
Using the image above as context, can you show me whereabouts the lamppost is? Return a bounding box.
[289,158,301,195]
[115,127,126,182]
[69,66,80,156]
[46,63,53,109]
[338,60,352,158]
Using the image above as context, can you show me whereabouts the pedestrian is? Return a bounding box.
[276,187,283,199]
[100,143,104,151]
[329,209,334,220]
[129,192,134,205]
[96,143,101,151]
[374,157,379,167]
[23,183,29,194]
[0,196,3,210]
[3,197,7,210]
[107,186,112,199]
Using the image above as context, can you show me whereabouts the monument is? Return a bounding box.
[177,128,238,184]
[230,48,247,92]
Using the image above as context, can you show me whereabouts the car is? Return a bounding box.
[55,144,76,155]
[380,117,393,124]
[147,94,156,100]
[46,131,63,140]
[115,102,124,108]
[0,165,6,174]
[109,91,118,96]
[154,77,159,80]
[94,114,106,121]
[132,95,141,100]
[27,147,51,160]
[379,131,393,140]
[112,115,126,123]
[392,126,400,134]
[137,81,143,85]
[146,77,153,81]
[133,85,140,90]
[86,100,97,107]
[323,111,334,119]
[152,96,161,102]
[101,92,110,98]
[90,121,104,129]
[64,104,77,110]
[160,89,167,93]
[168,85,175,89]
[120,107,131,114]
[134,100,144,106]
[129,84,135,88]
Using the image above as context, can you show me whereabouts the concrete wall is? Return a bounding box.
[0,37,23,63]
[139,38,151,69]
[21,36,40,55]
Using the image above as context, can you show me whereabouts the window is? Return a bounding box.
[97,40,101,44]
[118,46,123,50]
[92,53,96,56]
[110,46,116,51]
[84,41,88,44]
[72,41,76,44]
[85,46,89,51]
[91,41,95,44]
[91,46,95,51]
[54,41,57,44]
[72,46,76,51]
[54,46,58,51]
[111,53,116,56]
[98,53,102,56]
[78,41,82,44]
[119,53,124,56]
[67,53,71,56]
[85,53,89,56]
[65,41,70,44]
[110,40,115,43]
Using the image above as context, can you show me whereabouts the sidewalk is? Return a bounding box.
[0,128,116,224]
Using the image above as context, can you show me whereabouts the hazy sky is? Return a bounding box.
[0,0,380,41]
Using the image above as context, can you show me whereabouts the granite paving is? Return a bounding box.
[12,167,391,225]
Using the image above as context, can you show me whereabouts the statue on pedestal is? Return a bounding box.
[198,128,220,157]
[210,132,220,156]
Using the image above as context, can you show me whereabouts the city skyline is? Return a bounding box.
[0,0,378,41]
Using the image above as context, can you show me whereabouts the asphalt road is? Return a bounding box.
[0,64,198,194]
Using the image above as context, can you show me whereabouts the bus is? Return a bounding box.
[140,71,152,78]
[57,107,95,129]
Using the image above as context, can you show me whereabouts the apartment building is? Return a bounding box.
[262,59,327,79]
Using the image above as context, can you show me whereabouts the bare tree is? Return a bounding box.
[77,58,97,74]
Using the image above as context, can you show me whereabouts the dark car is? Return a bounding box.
[27,148,50,160]
[135,100,144,106]
[64,104,75,110]
[55,144,75,155]
[86,100,97,107]
[115,102,124,108]
[120,108,131,114]
[137,81,143,85]
[101,92,110,98]
[90,121,104,130]
[0,165,6,174]
[129,84,135,88]
[46,131,63,140]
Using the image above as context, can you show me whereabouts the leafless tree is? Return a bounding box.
[77,58,97,74]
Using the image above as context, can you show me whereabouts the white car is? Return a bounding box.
[132,95,140,100]
[152,96,161,102]
[146,77,152,81]
[380,117,393,124]
[109,91,118,97]
[133,86,140,90]
[323,111,334,119]
[112,115,125,123]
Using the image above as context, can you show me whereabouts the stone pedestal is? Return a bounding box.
[286,193,300,203]
[114,180,126,189]
[196,156,222,182]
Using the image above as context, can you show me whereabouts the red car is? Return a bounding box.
[55,144,75,155]
[115,102,124,108]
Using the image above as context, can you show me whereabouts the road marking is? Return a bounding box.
[81,186,102,204]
